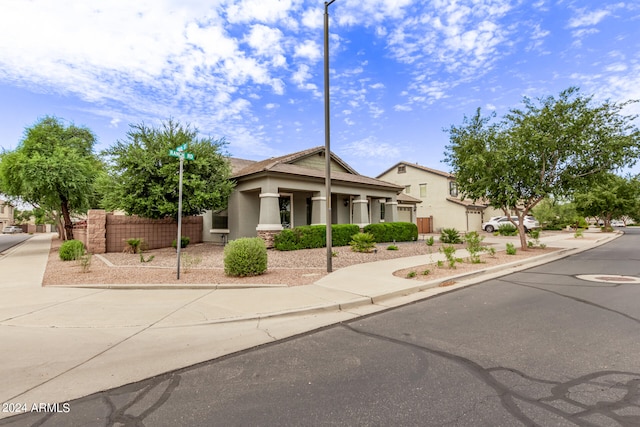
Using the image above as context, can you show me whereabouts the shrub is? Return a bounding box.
[332,224,361,246]
[172,236,190,249]
[387,245,399,251]
[59,240,85,261]
[506,242,517,255]
[497,223,517,236]
[273,224,359,250]
[421,269,431,275]
[407,271,417,278]
[125,238,143,254]
[464,231,485,264]
[350,232,376,253]
[363,222,418,243]
[440,228,462,244]
[224,238,267,277]
[439,244,460,268]
[425,236,435,246]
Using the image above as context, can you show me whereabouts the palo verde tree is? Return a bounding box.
[445,87,640,249]
[100,119,234,219]
[0,116,102,240]
[573,174,640,230]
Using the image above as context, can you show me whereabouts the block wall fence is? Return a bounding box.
[75,209,203,253]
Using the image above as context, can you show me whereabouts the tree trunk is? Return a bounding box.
[60,198,74,240]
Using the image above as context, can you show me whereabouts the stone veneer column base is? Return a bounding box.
[257,230,280,249]
[87,209,107,254]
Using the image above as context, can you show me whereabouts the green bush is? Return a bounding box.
[425,236,435,246]
[363,222,417,243]
[440,228,462,244]
[273,224,359,250]
[224,237,267,277]
[506,242,517,255]
[59,240,85,261]
[172,236,190,249]
[387,245,399,251]
[350,232,376,253]
[125,238,143,253]
[497,223,517,236]
[463,231,485,264]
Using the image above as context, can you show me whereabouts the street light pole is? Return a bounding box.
[324,0,336,273]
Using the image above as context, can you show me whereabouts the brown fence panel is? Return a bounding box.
[105,214,203,252]
[417,216,433,234]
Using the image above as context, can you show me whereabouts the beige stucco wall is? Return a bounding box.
[0,202,14,231]
[379,165,502,232]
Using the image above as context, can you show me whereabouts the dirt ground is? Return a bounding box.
[42,235,560,287]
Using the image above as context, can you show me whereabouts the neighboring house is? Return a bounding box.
[0,200,15,232]
[377,162,502,233]
[202,147,419,246]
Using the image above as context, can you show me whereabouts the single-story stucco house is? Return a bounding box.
[202,147,420,246]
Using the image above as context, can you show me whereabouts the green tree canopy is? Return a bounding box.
[100,119,234,219]
[573,174,640,229]
[445,87,640,249]
[0,116,101,239]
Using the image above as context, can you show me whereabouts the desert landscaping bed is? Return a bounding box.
[42,234,563,287]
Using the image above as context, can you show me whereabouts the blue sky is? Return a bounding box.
[1,0,639,178]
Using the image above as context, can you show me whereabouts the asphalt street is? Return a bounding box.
[3,229,639,426]
[0,234,30,254]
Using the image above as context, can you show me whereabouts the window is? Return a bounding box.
[449,181,458,197]
[380,201,385,221]
[419,183,427,198]
[397,165,406,174]
[404,185,411,194]
[279,194,292,228]
[212,210,228,229]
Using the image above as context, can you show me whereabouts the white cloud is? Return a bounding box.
[293,40,322,62]
[343,137,400,158]
[568,9,610,28]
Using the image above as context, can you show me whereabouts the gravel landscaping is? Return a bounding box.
[42,234,562,287]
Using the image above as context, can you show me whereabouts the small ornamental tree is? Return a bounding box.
[0,116,102,240]
[574,174,640,229]
[100,119,234,219]
[445,87,640,249]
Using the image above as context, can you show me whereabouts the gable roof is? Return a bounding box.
[377,162,455,180]
[229,146,403,191]
[231,146,358,177]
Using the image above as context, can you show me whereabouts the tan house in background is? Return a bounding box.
[0,200,15,232]
[202,147,419,246]
[377,162,502,233]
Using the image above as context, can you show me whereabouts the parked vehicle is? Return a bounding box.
[2,225,23,234]
[611,220,626,227]
[482,216,540,233]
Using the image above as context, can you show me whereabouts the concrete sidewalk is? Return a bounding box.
[0,230,619,418]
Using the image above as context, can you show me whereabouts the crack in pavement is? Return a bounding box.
[342,324,640,426]
[0,289,108,324]
[503,280,640,326]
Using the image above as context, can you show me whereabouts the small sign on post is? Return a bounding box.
[169,144,195,279]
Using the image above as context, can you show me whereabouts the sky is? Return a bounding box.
[1,0,639,178]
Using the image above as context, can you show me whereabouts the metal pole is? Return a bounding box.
[324,0,336,273]
[176,155,184,279]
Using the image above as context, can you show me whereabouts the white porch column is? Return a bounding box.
[352,194,369,228]
[370,198,383,224]
[256,192,283,232]
[385,197,399,222]
[311,193,327,225]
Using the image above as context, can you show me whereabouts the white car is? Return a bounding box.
[482,216,540,233]
[611,220,626,227]
[2,225,23,234]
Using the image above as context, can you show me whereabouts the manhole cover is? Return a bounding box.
[576,274,640,284]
